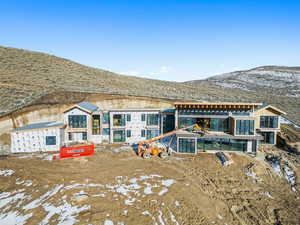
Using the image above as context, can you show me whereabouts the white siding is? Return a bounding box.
[64,107,91,143]
[110,110,160,144]
[11,128,64,153]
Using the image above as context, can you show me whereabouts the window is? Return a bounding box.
[82,132,87,140]
[236,120,254,135]
[178,138,195,153]
[102,128,110,135]
[92,115,101,135]
[68,115,87,128]
[68,132,72,141]
[103,112,110,124]
[178,117,196,128]
[127,114,131,122]
[231,139,247,152]
[126,130,131,137]
[141,114,146,121]
[260,116,278,128]
[147,114,159,126]
[46,136,56,145]
[141,130,146,137]
[113,114,126,126]
[146,129,159,139]
[200,138,247,152]
[260,132,275,144]
[113,130,125,142]
[210,118,229,132]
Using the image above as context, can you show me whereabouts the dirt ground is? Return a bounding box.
[0,146,300,225]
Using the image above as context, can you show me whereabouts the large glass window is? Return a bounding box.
[146,129,159,139]
[103,112,110,124]
[260,132,275,144]
[198,138,247,152]
[68,115,87,128]
[178,117,196,128]
[92,115,101,135]
[113,130,125,142]
[126,130,131,137]
[231,139,247,151]
[210,118,229,132]
[113,114,126,126]
[147,114,159,126]
[46,136,56,145]
[236,120,254,135]
[179,138,196,153]
[260,116,278,128]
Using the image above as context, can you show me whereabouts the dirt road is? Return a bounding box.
[0,146,299,225]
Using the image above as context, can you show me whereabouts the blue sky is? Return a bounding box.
[0,0,299,81]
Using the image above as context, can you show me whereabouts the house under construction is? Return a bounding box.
[10,101,286,154]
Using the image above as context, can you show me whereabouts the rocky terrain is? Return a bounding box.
[1,46,300,125]
[0,145,299,225]
[187,66,300,98]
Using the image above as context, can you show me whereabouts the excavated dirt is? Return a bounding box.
[0,147,300,225]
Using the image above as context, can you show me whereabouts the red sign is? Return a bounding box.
[58,145,94,159]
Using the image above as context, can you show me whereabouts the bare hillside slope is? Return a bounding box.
[0,46,300,124]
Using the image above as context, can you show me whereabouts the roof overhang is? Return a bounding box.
[174,102,262,109]
[63,105,93,114]
[255,105,286,115]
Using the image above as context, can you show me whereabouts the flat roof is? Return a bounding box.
[14,121,65,132]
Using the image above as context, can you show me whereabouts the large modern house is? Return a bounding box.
[10,101,286,154]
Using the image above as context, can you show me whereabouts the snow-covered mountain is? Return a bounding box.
[187,66,300,98]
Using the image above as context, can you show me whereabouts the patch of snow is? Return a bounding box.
[264,192,274,199]
[39,200,90,225]
[142,210,150,216]
[124,198,136,205]
[122,210,128,215]
[104,219,114,225]
[169,210,179,225]
[161,179,176,187]
[64,183,103,189]
[0,169,15,176]
[92,193,106,198]
[0,211,32,225]
[158,188,168,196]
[0,192,27,208]
[174,201,180,206]
[245,170,262,183]
[158,210,165,225]
[144,186,153,195]
[23,184,64,210]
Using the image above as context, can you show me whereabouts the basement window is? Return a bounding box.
[46,136,56,145]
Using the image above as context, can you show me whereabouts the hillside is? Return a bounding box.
[187,66,300,98]
[0,46,300,124]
